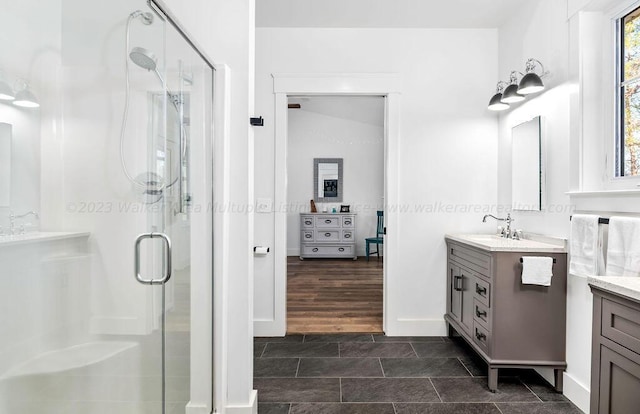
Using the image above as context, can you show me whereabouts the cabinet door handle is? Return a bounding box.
[475,307,487,318]
[312,248,319,252]
[325,219,332,224]
[476,284,487,295]
[338,247,345,252]
[453,275,463,291]
[475,329,486,342]
[325,232,331,237]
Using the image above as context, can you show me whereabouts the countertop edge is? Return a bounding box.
[445,234,567,253]
[588,276,640,303]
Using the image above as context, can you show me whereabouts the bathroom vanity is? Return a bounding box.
[445,234,568,392]
[300,213,357,259]
[588,277,640,414]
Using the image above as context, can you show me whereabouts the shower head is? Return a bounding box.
[129,47,157,71]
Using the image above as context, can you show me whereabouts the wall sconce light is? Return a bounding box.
[12,79,39,108]
[518,58,546,95]
[0,71,15,101]
[501,71,525,104]
[487,58,547,112]
[488,81,510,111]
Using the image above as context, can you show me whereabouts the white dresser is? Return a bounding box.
[299,213,357,259]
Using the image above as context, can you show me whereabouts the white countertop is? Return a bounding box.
[588,276,640,303]
[445,234,567,253]
[0,231,90,247]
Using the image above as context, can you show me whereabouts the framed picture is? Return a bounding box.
[340,205,350,213]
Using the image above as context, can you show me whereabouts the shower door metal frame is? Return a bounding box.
[144,0,217,412]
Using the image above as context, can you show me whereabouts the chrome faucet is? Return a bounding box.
[9,210,39,235]
[482,213,515,239]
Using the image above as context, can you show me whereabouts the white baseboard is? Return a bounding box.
[225,390,258,414]
[185,402,211,414]
[563,372,590,413]
[385,318,447,336]
[254,319,286,337]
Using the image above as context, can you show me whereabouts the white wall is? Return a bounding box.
[254,28,499,335]
[287,97,384,256]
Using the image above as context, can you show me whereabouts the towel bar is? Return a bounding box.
[520,257,556,264]
[569,215,609,225]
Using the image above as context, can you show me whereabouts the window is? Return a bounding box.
[618,6,640,177]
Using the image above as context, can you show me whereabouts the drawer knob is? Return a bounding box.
[339,247,345,252]
[475,329,486,341]
[305,234,312,239]
[476,285,487,295]
[325,219,332,224]
[345,220,351,225]
[344,233,351,238]
[476,307,487,318]
[312,248,319,252]
[325,232,331,237]
[305,220,312,225]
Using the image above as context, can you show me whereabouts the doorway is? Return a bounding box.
[285,96,385,333]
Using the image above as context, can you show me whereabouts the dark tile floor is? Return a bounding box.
[254,334,584,414]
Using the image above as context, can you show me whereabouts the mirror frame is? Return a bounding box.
[314,158,343,203]
[511,116,542,211]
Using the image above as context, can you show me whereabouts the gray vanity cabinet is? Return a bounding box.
[590,287,640,414]
[445,238,568,392]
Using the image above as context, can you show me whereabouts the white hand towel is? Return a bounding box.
[521,256,554,286]
[606,216,640,277]
[569,214,600,276]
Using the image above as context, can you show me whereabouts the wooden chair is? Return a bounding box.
[365,211,384,261]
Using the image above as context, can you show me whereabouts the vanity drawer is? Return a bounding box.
[601,297,640,356]
[316,230,340,242]
[342,216,355,227]
[474,277,491,308]
[301,216,314,228]
[342,230,355,241]
[474,299,490,328]
[316,216,340,228]
[449,243,491,278]
[301,231,314,242]
[473,322,490,354]
[302,245,353,256]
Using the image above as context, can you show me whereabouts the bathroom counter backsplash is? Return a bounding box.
[0,231,90,247]
[588,276,640,303]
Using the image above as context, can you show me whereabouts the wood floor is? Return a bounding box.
[287,256,383,334]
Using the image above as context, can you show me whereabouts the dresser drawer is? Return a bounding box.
[301,216,314,228]
[342,230,355,241]
[473,322,490,354]
[301,231,314,242]
[316,230,340,242]
[474,299,490,328]
[601,297,640,356]
[342,216,355,227]
[316,216,340,228]
[474,277,491,308]
[302,245,354,256]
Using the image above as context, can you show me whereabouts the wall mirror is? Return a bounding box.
[511,116,542,211]
[314,158,343,202]
[0,123,11,207]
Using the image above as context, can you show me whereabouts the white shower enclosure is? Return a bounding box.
[0,0,214,412]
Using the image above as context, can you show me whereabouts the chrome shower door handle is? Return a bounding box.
[134,232,172,285]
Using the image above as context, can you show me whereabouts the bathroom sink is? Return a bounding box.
[445,233,566,252]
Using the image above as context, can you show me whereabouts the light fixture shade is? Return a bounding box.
[501,84,525,103]
[0,80,14,101]
[488,93,509,111]
[517,72,545,95]
[13,88,39,108]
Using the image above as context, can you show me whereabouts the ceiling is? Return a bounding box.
[256,0,531,29]
[288,96,385,127]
